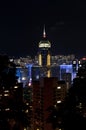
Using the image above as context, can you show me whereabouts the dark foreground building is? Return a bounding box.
[32,77,67,130]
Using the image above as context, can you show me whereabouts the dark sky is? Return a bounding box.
[0,0,86,58]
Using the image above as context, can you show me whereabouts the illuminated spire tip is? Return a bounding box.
[43,25,46,38]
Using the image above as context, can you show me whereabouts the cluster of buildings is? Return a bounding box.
[1,27,86,130]
[13,27,81,90]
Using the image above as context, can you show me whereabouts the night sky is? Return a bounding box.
[0,0,86,58]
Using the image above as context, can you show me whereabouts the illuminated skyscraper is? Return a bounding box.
[38,26,51,77]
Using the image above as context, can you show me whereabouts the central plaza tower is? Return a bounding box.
[38,26,51,77]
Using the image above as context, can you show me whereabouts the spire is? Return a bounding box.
[43,24,46,38]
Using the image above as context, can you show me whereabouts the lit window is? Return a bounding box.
[57,100,61,103]
[36,75,39,79]
[73,60,76,64]
[4,94,9,96]
[22,77,26,80]
[10,59,13,62]
[28,82,31,86]
[4,90,9,93]
[79,64,82,67]
[25,109,28,113]
[5,108,10,111]
[26,103,29,105]
[57,86,61,89]
[14,86,18,88]
[78,60,80,64]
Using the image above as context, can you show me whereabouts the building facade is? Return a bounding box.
[32,77,67,130]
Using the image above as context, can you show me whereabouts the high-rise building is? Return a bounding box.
[32,77,67,130]
[38,26,51,78]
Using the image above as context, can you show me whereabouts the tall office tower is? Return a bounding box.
[38,26,51,77]
[32,77,67,130]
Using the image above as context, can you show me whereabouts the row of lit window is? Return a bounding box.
[0,93,9,96]
[0,86,19,97]
[0,108,10,111]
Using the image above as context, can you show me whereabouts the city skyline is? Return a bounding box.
[0,0,86,58]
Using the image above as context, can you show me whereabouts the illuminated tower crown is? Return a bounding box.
[38,26,51,77]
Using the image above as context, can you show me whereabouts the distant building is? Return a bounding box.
[51,65,60,79]
[16,64,33,87]
[31,66,41,81]
[16,66,29,87]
